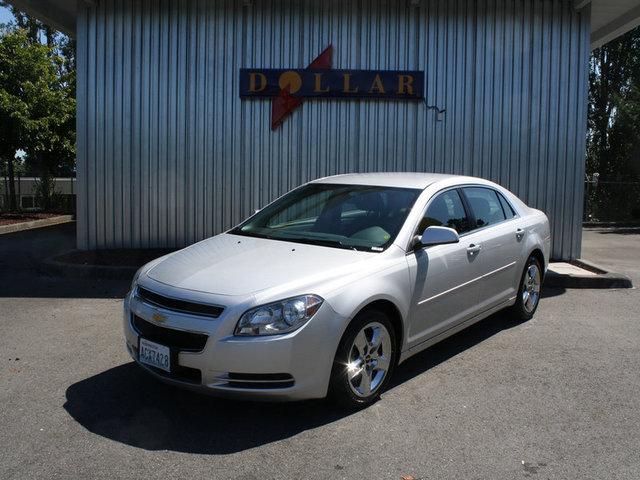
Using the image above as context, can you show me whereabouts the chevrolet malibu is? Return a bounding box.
[124,173,550,407]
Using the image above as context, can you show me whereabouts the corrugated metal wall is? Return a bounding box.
[76,0,590,259]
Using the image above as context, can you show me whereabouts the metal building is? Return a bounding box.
[11,0,640,259]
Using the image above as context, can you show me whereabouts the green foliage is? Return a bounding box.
[33,176,67,212]
[587,26,640,221]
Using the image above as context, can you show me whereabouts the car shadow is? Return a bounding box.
[63,302,552,455]
[64,362,348,454]
[0,223,133,299]
[539,285,566,299]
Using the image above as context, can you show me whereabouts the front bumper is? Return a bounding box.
[123,289,345,401]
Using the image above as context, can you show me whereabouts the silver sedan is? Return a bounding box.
[124,173,550,407]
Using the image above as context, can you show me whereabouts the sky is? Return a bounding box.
[0,5,13,26]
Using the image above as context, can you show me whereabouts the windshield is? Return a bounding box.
[230,183,421,252]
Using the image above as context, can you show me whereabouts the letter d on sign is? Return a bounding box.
[249,72,267,92]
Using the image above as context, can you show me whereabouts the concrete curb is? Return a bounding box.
[41,254,138,280]
[545,259,633,289]
[583,222,640,228]
[0,215,74,235]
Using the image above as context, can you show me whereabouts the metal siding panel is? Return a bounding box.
[76,4,88,249]
[112,0,123,247]
[472,0,485,179]
[203,1,215,237]
[122,0,132,247]
[515,0,529,199]
[172,0,183,247]
[555,1,568,259]
[548,0,562,259]
[501,0,513,187]
[94,4,105,248]
[481,0,495,180]
[194,0,206,243]
[131,0,142,247]
[103,1,114,248]
[557,1,572,259]
[563,3,578,259]
[141,0,152,248]
[76,0,589,259]
[571,6,590,259]
[162,0,174,247]
[529,0,543,209]
[461,0,474,177]
[539,1,553,225]
[510,0,523,193]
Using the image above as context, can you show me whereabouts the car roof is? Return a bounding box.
[309,172,481,190]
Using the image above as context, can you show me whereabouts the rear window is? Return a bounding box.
[498,192,517,218]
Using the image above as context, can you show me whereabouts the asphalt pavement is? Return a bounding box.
[582,227,640,284]
[0,224,638,479]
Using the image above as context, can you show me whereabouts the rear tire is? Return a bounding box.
[328,309,397,409]
[511,255,543,322]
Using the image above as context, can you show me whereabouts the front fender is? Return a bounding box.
[322,254,412,351]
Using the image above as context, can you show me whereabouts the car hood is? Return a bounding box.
[145,233,375,296]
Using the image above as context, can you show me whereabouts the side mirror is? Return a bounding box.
[414,226,460,249]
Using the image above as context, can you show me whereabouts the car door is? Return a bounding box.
[405,188,485,348]
[460,187,524,311]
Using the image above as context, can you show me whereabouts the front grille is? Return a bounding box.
[224,372,295,389]
[132,315,208,351]
[136,286,224,317]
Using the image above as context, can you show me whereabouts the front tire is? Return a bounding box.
[511,255,543,321]
[328,309,397,409]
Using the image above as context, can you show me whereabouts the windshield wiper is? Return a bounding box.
[230,229,364,251]
[288,237,359,251]
[229,229,277,241]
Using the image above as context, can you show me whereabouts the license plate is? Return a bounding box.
[139,338,171,373]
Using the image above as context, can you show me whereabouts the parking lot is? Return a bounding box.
[0,224,639,479]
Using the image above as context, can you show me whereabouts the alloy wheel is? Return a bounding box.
[346,322,392,397]
[522,263,541,313]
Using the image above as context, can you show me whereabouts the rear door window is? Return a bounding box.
[463,187,507,229]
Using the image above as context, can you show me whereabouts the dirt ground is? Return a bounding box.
[0,212,61,226]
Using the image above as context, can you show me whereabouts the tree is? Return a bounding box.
[0,29,75,211]
[0,2,76,211]
[587,26,640,221]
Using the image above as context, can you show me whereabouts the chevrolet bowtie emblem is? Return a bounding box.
[152,312,167,323]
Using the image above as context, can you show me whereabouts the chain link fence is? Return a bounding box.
[584,174,640,223]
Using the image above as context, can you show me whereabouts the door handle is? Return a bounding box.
[516,228,525,240]
[467,244,482,255]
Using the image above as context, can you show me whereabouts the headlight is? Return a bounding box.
[235,295,323,336]
[130,266,144,293]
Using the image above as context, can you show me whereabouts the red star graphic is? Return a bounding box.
[271,44,333,130]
